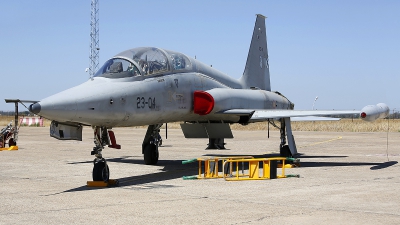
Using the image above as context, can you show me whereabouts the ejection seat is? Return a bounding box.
[109,62,123,73]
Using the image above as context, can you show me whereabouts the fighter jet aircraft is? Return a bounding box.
[26,14,389,182]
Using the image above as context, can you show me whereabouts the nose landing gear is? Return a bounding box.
[87,126,119,187]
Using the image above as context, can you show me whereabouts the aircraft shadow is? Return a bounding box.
[202,153,397,170]
[59,158,198,194]
[370,161,398,170]
[203,153,348,159]
[58,154,398,195]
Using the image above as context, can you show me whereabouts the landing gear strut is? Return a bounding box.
[279,118,291,157]
[91,126,110,181]
[278,118,297,157]
[142,124,162,165]
[206,138,226,149]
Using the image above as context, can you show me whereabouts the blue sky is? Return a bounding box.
[1,0,399,112]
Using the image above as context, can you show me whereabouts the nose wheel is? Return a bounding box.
[92,158,109,182]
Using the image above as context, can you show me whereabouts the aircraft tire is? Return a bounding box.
[92,161,110,181]
[144,144,159,165]
[8,138,16,147]
[280,145,292,157]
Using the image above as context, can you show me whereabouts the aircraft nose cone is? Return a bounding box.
[29,102,41,114]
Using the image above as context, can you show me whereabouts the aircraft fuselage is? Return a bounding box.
[35,71,291,127]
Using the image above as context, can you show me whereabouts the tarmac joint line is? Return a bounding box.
[298,136,342,148]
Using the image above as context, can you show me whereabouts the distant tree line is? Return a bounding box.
[0,111,32,116]
[391,112,400,119]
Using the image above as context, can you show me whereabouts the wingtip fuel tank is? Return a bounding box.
[360,103,389,122]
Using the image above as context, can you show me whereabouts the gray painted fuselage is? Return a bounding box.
[38,64,290,127]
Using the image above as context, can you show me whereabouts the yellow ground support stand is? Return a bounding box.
[0,146,18,151]
[223,157,293,181]
[183,156,253,179]
[87,179,119,187]
[182,156,300,180]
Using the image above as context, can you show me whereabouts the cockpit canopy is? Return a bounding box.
[94,47,192,78]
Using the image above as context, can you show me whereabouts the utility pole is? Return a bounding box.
[89,0,99,79]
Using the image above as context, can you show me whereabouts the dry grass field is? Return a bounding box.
[230,119,400,132]
[1,115,399,132]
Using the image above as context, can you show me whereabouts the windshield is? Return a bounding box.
[94,58,140,78]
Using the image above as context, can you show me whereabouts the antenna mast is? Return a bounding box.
[89,0,99,79]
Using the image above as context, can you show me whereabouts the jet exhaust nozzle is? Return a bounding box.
[360,103,389,122]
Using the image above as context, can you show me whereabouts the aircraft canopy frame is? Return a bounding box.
[95,47,193,78]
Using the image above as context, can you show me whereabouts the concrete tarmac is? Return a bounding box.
[0,127,399,224]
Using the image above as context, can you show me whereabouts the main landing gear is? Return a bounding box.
[278,118,291,157]
[142,124,162,165]
[206,138,226,149]
[275,118,298,158]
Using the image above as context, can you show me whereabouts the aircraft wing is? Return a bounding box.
[249,110,358,122]
[290,116,341,121]
[218,103,389,122]
[218,109,357,122]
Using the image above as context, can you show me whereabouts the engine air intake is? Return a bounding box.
[193,91,214,115]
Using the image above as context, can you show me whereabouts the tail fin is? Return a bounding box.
[239,14,271,91]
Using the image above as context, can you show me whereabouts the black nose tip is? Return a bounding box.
[29,102,41,114]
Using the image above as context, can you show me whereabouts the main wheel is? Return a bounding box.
[280,145,292,157]
[9,138,16,147]
[144,144,159,165]
[92,160,110,181]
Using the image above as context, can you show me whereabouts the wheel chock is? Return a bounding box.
[0,146,18,151]
[286,174,300,178]
[87,179,119,187]
[182,175,198,180]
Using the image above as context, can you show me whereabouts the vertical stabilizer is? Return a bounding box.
[239,14,271,91]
